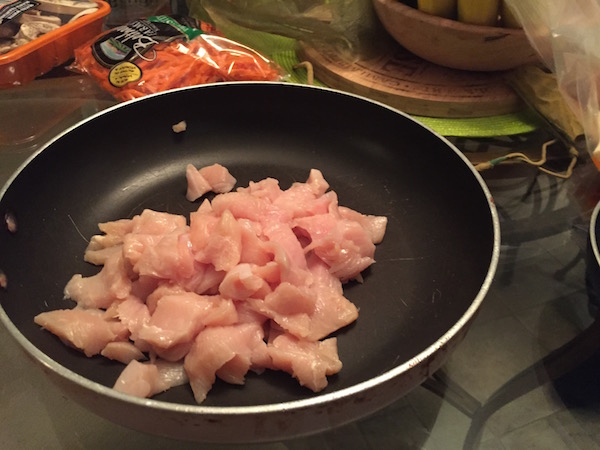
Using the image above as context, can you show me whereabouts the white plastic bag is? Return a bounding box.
[506,0,600,170]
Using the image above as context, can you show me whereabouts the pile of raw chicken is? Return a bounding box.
[34,164,387,404]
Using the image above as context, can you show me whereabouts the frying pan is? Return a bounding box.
[0,82,499,443]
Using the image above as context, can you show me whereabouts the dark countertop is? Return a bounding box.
[1,75,600,450]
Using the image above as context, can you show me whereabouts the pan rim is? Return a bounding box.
[590,200,600,267]
[0,81,501,416]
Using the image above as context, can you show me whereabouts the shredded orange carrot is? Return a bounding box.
[72,32,283,102]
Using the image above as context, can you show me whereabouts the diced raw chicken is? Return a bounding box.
[218,263,271,301]
[154,359,190,392]
[234,300,269,325]
[237,177,282,202]
[172,120,187,133]
[101,341,146,364]
[198,163,237,194]
[337,206,388,245]
[64,250,131,310]
[98,217,135,237]
[248,259,358,341]
[210,191,266,222]
[304,168,330,196]
[263,282,316,316]
[137,292,238,351]
[267,332,342,392]
[246,283,315,338]
[296,214,376,282]
[34,308,124,357]
[114,359,190,398]
[114,360,159,397]
[189,200,217,248]
[84,218,134,264]
[115,295,151,341]
[303,255,359,339]
[184,322,268,403]
[177,262,226,296]
[84,244,122,266]
[262,222,310,286]
[186,164,212,201]
[37,166,386,404]
[272,179,332,220]
[132,209,187,235]
[129,275,161,303]
[194,209,242,272]
[186,163,237,201]
[132,230,196,280]
[237,219,273,265]
[144,283,186,314]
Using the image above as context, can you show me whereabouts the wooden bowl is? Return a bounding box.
[372,0,539,71]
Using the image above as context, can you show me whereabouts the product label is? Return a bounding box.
[109,62,142,87]
[0,0,39,25]
[91,15,204,69]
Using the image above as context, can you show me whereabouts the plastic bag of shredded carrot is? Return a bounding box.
[69,15,285,101]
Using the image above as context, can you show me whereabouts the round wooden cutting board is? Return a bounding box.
[297,43,523,118]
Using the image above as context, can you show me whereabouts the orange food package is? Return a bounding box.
[70,15,285,101]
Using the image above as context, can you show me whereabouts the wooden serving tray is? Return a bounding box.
[297,43,523,118]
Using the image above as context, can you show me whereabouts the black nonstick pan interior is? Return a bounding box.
[0,82,498,409]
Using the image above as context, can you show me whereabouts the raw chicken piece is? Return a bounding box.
[132,230,196,280]
[101,341,146,364]
[267,332,342,392]
[154,359,190,392]
[248,259,358,341]
[337,206,388,245]
[98,217,135,237]
[177,262,226,296]
[84,244,122,266]
[304,168,330,196]
[172,120,187,133]
[237,219,273,266]
[245,282,314,338]
[186,164,212,201]
[296,214,375,282]
[184,322,268,403]
[129,275,161,303]
[144,283,186,314]
[218,263,272,301]
[210,191,266,222]
[198,163,237,194]
[114,360,159,397]
[64,250,132,310]
[34,308,125,357]
[115,295,151,342]
[237,177,282,202]
[137,292,238,352]
[114,359,191,398]
[131,209,187,235]
[263,282,315,316]
[83,217,134,264]
[272,179,332,220]
[122,212,192,280]
[186,163,237,201]
[189,200,218,253]
[193,209,242,272]
[262,221,310,286]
